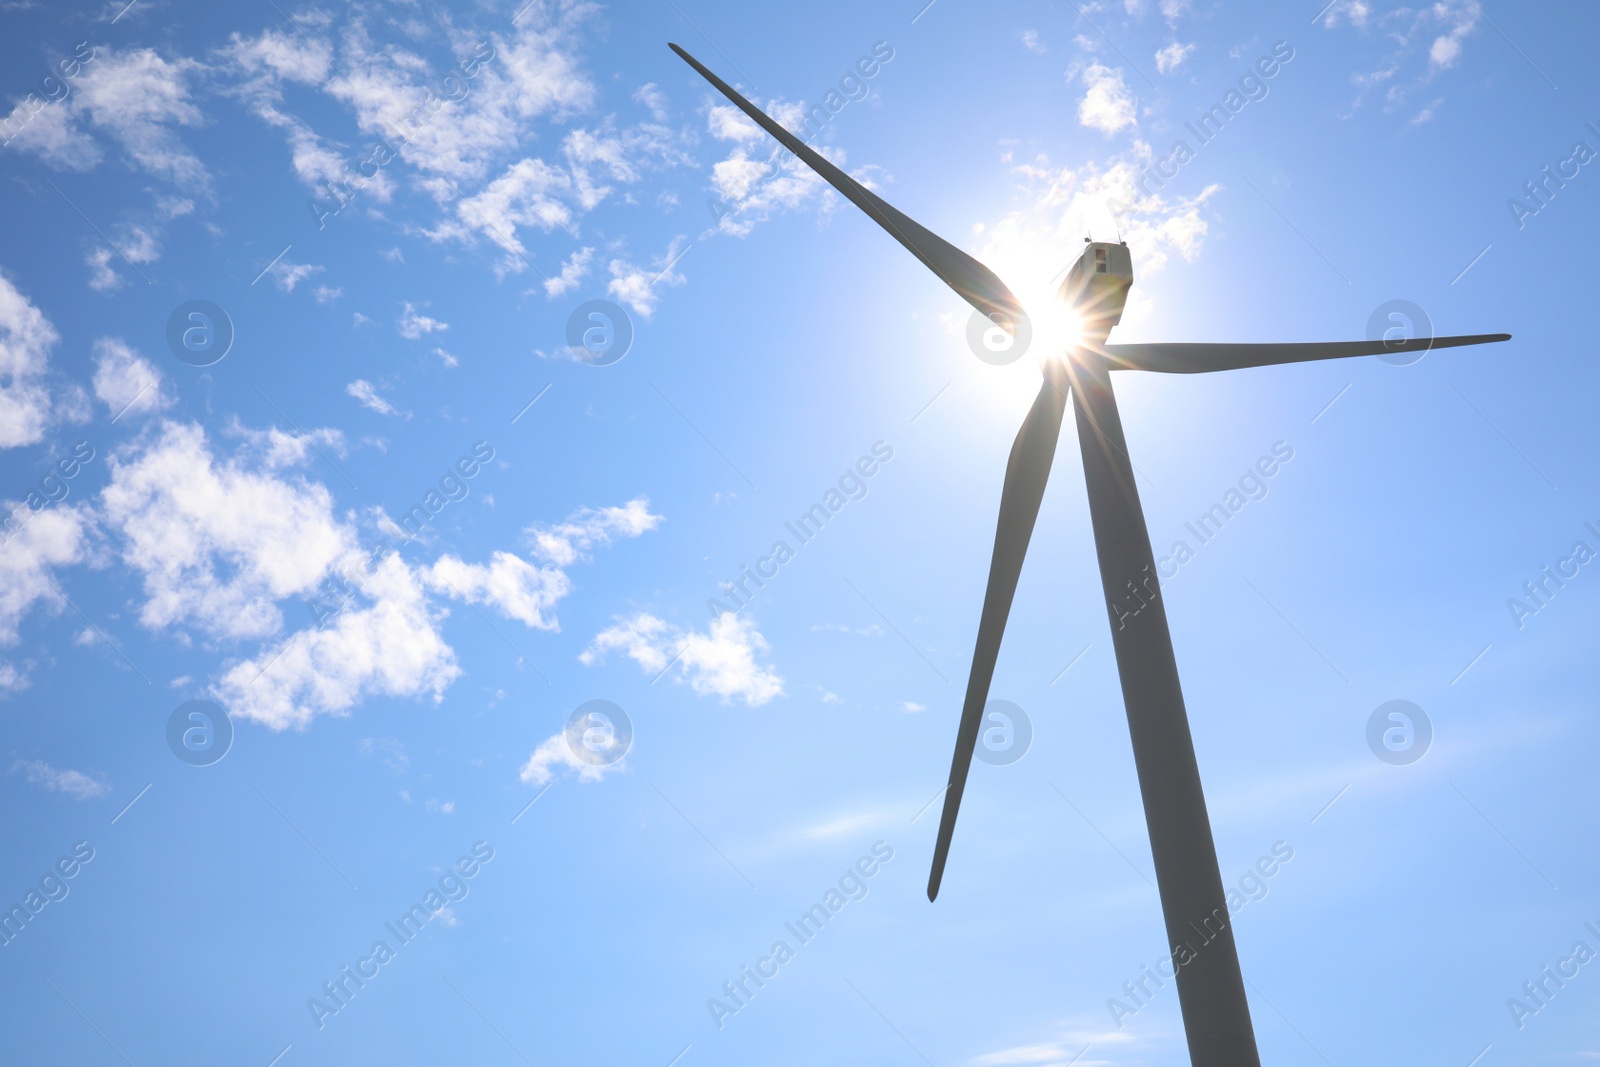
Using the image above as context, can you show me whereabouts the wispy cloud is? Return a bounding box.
[345,379,405,417]
[582,611,783,706]
[11,759,109,799]
[397,302,448,340]
[92,338,172,420]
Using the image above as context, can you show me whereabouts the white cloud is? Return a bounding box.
[966,150,1218,337]
[224,420,347,470]
[424,496,660,631]
[0,270,59,448]
[707,103,762,143]
[213,551,460,730]
[1078,63,1138,136]
[1155,41,1195,74]
[1022,30,1046,54]
[431,347,459,368]
[582,611,783,706]
[519,726,627,786]
[99,421,353,641]
[1426,3,1481,75]
[1,97,101,171]
[85,225,160,292]
[1430,33,1464,70]
[190,476,652,735]
[425,121,686,275]
[157,196,195,219]
[314,285,342,304]
[711,149,771,203]
[1327,1,1478,117]
[428,156,574,274]
[314,17,596,187]
[223,26,332,95]
[1160,0,1191,22]
[1024,151,1212,263]
[424,551,570,631]
[267,256,323,293]
[544,246,593,298]
[213,492,661,728]
[525,496,662,566]
[345,379,405,417]
[92,338,172,420]
[902,701,927,713]
[221,13,696,289]
[10,759,109,799]
[59,47,207,187]
[606,239,688,318]
[0,503,88,647]
[1411,97,1445,125]
[633,82,668,120]
[86,251,120,292]
[1320,0,1371,28]
[285,119,394,205]
[704,106,834,238]
[397,302,448,339]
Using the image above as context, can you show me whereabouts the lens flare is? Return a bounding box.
[974,240,1092,367]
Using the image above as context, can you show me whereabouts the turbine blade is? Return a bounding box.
[669,43,1024,325]
[928,372,1069,902]
[1102,333,1511,374]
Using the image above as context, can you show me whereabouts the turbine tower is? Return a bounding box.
[671,43,1509,1067]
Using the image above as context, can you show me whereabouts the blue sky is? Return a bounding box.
[1,0,1597,1064]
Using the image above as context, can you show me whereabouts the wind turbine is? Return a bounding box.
[671,43,1509,1067]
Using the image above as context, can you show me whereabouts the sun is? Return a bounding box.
[975,238,1087,366]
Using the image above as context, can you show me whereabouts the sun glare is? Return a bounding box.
[978,239,1087,368]
[946,239,1091,423]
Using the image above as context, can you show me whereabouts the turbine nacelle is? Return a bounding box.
[1059,240,1133,346]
